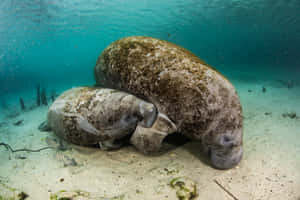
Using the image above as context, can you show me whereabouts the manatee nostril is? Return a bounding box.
[223,136,231,143]
[220,135,233,145]
[219,135,236,149]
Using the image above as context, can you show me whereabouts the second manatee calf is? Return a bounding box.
[47,87,176,151]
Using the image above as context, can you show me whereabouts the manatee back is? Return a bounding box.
[95,36,242,141]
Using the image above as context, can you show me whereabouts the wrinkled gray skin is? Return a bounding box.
[207,129,243,169]
[47,87,176,152]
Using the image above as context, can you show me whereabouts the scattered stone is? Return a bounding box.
[282,112,297,119]
[13,120,24,126]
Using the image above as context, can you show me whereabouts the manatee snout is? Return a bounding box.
[209,131,243,169]
[137,101,157,128]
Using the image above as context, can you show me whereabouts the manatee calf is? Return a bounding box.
[47,87,176,151]
[95,36,243,169]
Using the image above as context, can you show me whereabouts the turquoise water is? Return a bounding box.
[0,1,300,199]
[0,0,299,95]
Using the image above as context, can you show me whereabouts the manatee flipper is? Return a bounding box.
[99,139,123,150]
[130,113,177,154]
[38,121,52,132]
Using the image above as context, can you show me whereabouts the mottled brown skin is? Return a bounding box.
[47,87,157,147]
[95,36,243,169]
[47,87,176,152]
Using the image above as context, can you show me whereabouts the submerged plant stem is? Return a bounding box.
[213,179,239,200]
[0,142,55,153]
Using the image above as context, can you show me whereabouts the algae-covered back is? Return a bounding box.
[95,36,242,142]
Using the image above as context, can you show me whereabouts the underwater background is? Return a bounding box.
[0,1,300,200]
[0,0,299,95]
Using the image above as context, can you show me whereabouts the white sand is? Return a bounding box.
[0,78,299,200]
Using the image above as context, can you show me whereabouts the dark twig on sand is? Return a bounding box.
[214,179,239,200]
[0,142,55,153]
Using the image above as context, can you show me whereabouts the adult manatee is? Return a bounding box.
[94,36,243,169]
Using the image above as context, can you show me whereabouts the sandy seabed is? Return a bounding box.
[0,77,300,200]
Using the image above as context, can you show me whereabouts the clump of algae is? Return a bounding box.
[0,181,29,200]
[170,177,197,200]
[50,190,125,200]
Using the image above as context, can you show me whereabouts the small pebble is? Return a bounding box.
[60,178,64,182]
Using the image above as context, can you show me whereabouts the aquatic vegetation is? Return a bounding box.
[170,177,197,200]
[50,190,124,200]
[17,192,28,200]
[51,90,57,102]
[19,98,25,111]
[0,180,28,200]
[36,84,41,106]
[41,87,48,106]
